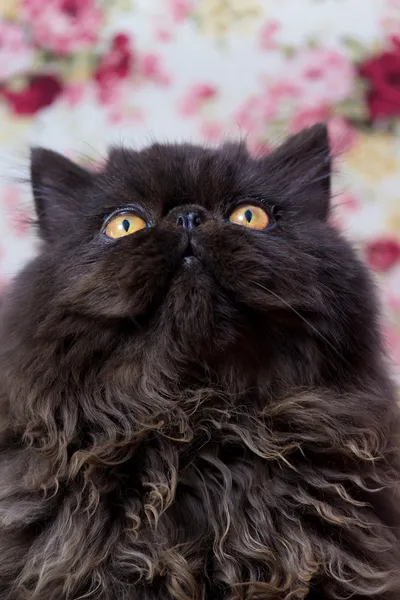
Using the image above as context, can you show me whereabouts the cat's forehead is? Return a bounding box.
[103,143,258,211]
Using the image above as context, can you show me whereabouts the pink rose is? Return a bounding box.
[0,75,63,115]
[291,108,357,155]
[269,81,300,101]
[169,0,192,22]
[247,139,271,157]
[285,48,355,106]
[335,193,361,213]
[384,269,400,312]
[235,94,277,133]
[291,105,330,133]
[0,21,34,81]
[138,53,170,86]
[382,325,400,371]
[258,21,280,50]
[2,186,30,237]
[329,193,361,230]
[199,121,223,143]
[327,116,357,155]
[22,0,102,55]
[365,238,400,272]
[235,98,260,131]
[62,82,86,106]
[381,16,400,39]
[156,28,172,42]
[179,83,217,117]
[95,34,133,104]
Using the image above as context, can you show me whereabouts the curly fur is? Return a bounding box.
[0,124,399,599]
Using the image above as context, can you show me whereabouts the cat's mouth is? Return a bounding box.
[182,255,200,267]
[180,235,202,268]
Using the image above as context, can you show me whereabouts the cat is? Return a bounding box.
[0,123,399,600]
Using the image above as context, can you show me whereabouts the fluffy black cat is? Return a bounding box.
[0,124,399,600]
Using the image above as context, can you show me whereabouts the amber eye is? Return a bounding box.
[228,205,269,230]
[104,213,147,239]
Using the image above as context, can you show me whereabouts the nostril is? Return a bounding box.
[193,214,201,228]
[176,211,201,230]
[177,215,185,228]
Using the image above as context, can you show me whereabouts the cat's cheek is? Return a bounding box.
[53,265,169,320]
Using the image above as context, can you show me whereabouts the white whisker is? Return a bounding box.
[253,280,349,366]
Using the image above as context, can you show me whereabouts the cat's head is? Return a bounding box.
[22,124,377,382]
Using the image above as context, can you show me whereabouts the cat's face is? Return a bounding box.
[28,125,373,369]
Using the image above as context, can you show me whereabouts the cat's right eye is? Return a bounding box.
[104,213,148,239]
[229,205,270,230]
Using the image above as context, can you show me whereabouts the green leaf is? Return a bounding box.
[281,45,295,58]
[340,36,368,62]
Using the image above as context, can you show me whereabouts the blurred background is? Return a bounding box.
[0,0,400,377]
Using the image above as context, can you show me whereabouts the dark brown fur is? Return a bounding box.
[0,124,399,599]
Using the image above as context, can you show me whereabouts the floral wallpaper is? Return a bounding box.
[1,0,400,378]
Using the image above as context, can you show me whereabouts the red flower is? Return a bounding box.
[0,75,62,115]
[359,37,400,120]
[95,34,133,103]
[365,238,400,272]
[22,0,102,55]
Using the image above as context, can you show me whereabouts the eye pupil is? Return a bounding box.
[244,209,253,223]
[122,219,130,232]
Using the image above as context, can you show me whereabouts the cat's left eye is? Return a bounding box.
[229,205,269,230]
[104,213,147,239]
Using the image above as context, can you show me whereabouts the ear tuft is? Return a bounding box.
[30,148,93,242]
[265,123,331,220]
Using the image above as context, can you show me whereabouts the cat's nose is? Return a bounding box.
[176,210,202,231]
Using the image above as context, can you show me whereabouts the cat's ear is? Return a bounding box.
[30,148,94,242]
[265,123,331,220]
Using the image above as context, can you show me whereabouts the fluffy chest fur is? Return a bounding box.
[1,372,399,600]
